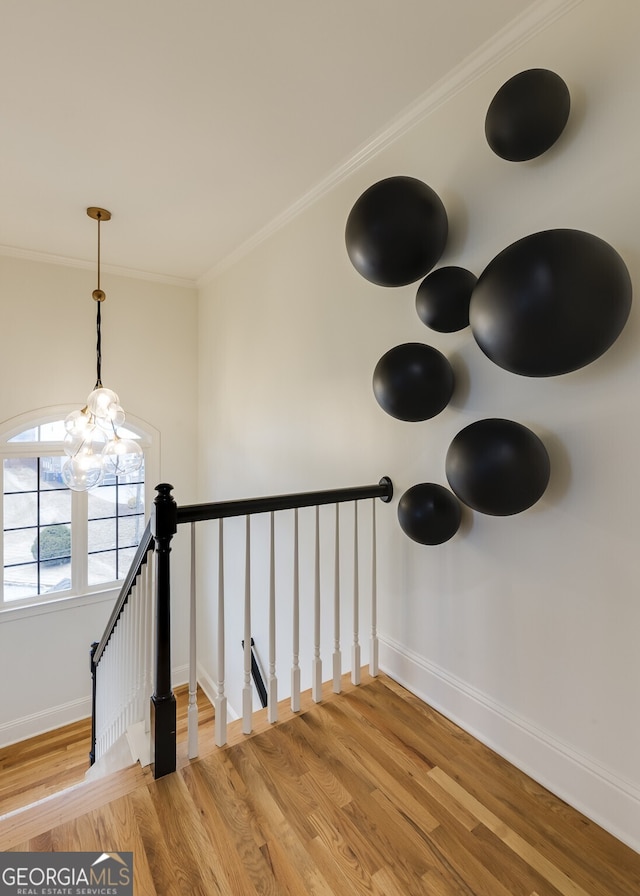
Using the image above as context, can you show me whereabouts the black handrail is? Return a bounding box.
[176,477,393,525]
[91,476,393,778]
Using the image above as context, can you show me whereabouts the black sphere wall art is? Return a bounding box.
[398,483,462,545]
[446,419,550,516]
[345,176,448,286]
[470,229,632,376]
[344,67,632,545]
[373,343,454,422]
[416,266,477,333]
[485,68,571,161]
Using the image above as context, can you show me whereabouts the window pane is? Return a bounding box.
[89,517,116,553]
[41,560,72,592]
[88,550,117,586]
[4,492,37,529]
[40,456,66,489]
[38,523,72,563]
[4,563,39,601]
[89,485,118,520]
[8,421,67,442]
[119,515,145,548]
[4,526,38,566]
[119,482,145,516]
[8,427,39,443]
[4,457,37,493]
[40,490,71,527]
[43,574,72,593]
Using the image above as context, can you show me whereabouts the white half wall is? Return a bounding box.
[196,0,640,852]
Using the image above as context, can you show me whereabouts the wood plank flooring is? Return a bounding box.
[1,673,639,896]
[0,683,213,815]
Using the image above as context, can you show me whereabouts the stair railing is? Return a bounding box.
[89,521,155,768]
[90,476,393,778]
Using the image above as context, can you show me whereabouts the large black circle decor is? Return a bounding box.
[446,418,551,516]
[373,343,454,422]
[398,483,462,545]
[470,229,632,377]
[485,68,571,161]
[416,266,477,332]
[345,176,448,286]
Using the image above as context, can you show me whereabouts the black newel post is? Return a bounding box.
[89,641,98,766]
[150,483,178,778]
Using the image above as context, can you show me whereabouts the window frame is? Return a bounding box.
[0,406,158,619]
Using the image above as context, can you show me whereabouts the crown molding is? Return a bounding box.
[198,0,583,288]
[0,244,197,290]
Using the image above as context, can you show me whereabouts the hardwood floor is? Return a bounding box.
[0,684,213,816]
[1,673,639,895]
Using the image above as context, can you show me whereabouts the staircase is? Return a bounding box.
[90,477,393,778]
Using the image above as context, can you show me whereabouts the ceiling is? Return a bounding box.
[0,0,541,285]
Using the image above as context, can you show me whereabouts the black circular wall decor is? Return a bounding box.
[345,176,448,286]
[445,418,550,516]
[470,228,632,377]
[398,483,462,545]
[485,68,571,161]
[373,343,454,422]
[416,266,477,332]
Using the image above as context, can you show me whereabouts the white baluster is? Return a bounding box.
[133,592,139,722]
[333,503,342,693]
[268,511,278,723]
[291,508,301,712]
[312,505,323,702]
[352,500,361,686]
[137,569,146,721]
[129,598,136,726]
[114,626,122,742]
[125,599,132,729]
[370,498,379,677]
[215,518,228,746]
[242,515,253,734]
[188,522,198,759]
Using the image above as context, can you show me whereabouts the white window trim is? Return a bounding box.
[0,405,160,621]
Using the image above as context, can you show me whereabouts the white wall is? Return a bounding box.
[197,0,640,851]
[0,256,198,744]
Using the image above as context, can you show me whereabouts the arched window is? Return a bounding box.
[0,409,155,610]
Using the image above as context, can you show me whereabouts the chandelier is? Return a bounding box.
[62,207,143,491]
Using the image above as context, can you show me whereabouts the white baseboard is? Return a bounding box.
[0,697,91,748]
[0,662,201,749]
[379,635,640,855]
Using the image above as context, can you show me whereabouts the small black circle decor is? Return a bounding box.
[373,343,454,422]
[470,228,632,377]
[398,483,462,545]
[345,176,448,287]
[485,68,571,161]
[445,418,550,516]
[416,265,477,332]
